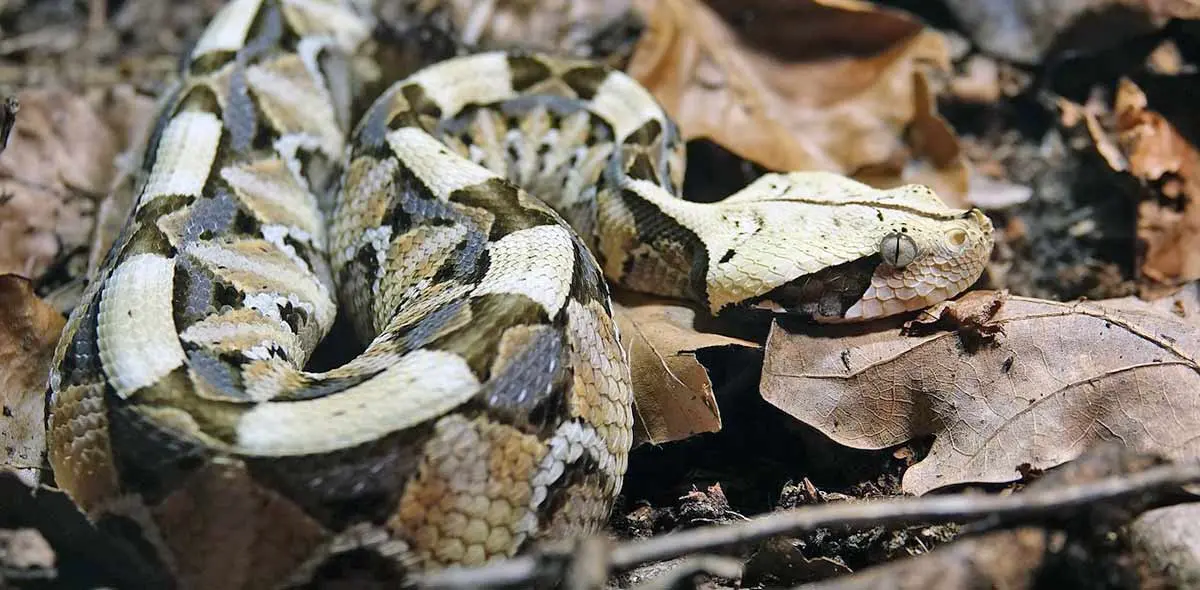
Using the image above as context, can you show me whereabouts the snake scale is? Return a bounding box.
[44,0,994,587]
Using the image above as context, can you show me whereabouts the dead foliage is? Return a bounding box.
[0,275,64,488]
[615,291,758,445]
[626,0,970,205]
[4,0,1200,588]
[762,290,1200,495]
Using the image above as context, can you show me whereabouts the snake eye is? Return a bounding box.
[879,232,918,268]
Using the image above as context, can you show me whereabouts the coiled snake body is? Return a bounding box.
[46,0,994,587]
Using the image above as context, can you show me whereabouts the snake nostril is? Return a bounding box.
[948,229,967,246]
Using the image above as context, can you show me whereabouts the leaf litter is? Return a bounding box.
[761,290,1200,495]
[4,0,1200,588]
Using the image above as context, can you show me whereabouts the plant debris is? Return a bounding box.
[4,0,1200,588]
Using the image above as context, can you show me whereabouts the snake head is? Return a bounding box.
[704,172,994,321]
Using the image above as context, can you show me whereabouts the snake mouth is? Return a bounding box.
[741,256,879,320]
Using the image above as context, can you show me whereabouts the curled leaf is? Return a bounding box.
[761,290,1200,495]
[627,0,968,204]
[1114,78,1200,296]
[614,291,758,445]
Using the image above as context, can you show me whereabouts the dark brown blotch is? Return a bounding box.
[400,83,442,121]
[507,54,553,92]
[449,178,559,240]
[431,293,548,379]
[561,65,610,100]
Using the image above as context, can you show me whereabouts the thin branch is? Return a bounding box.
[412,460,1200,589]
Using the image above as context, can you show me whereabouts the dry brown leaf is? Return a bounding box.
[761,290,1200,495]
[0,275,66,488]
[627,0,969,205]
[614,291,758,445]
[1112,78,1200,296]
[0,89,121,278]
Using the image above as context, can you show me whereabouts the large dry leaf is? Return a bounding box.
[760,290,1200,495]
[0,275,66,487]
[614,291,758,445]
[1113,79,1200,296]
[1059,80,1200,298]
[627,0,969,204]
[0,88,147,279]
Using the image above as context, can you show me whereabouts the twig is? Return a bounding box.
[412,460,1200,589]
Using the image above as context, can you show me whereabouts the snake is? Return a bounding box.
[43,0,994,587]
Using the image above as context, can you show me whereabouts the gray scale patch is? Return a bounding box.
[182,189,240,244]
[240,2,282,60]
[186,349,250,401]
[454,224,489,281]
[356,89,396,151]
[480,327,566,430]
[225,62,258,154]
[59,298,103,383]
[175,255,219,326]
[393,173,490,279]
[397,297,469,352]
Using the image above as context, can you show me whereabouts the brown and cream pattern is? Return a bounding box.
[46,0,994,587]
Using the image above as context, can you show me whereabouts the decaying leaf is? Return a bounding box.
[903,289,1008,340]
[0,275,66,488]
[0,89,116,277]
[627,0,969,205]
[761,290,1200,495]
[614,291,758,445]
[1060,80,1200,298]
[1113,78,1200,296]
